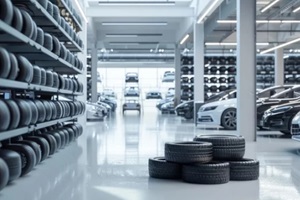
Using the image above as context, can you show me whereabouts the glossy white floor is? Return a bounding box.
[1,101,300,200]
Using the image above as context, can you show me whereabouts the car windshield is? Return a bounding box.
[271,86,300,99]
[258,85,293,98]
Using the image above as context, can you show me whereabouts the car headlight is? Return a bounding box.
[271,106,292,114]
[201,106,218,112]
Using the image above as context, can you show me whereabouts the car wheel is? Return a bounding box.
[221,108,237,130]
[25,136,50,161]
[0,149,21,182]
[182,162,230,184]
[0,158,9,191]
[165,142,213,164]
[184,111,193,120]
[148,157,181,179]
[4,144,36,176]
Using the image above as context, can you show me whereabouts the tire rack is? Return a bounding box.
[0,1,84,141]
[86,56,91,100]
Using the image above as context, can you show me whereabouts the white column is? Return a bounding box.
[174,45,181,106]
[237,0,256,141]
[275,48,284,85]
[91,47,98,102]
[194,22,205,102]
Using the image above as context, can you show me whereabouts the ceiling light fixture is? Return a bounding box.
[106,34,138,38]
[180,34,190,45]
[98,1,175,6]
[260,37,300,54]
[293,6,300,13]
[257,1,269,5]
[268,20,281,23]
[261,0,280,13]
[283,55,289,59]
[217,20,237,23]
[102,22,168,26]
[205,42,269,46]
[109,42,140,46]
[256,20,269,23]
[74,0,88,23]
[197,0,220,23]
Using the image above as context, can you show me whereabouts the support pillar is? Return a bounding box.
[275,48,284,85]
[91,47,98,102]
[174,45,181,106]
[237,0,256,141]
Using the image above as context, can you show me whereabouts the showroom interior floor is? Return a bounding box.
[1,101,300,200]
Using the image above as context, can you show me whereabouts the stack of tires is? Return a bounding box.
[148,135,259,184]
[0,123,83,191]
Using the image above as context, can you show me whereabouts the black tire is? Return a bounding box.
[19,10,34,39]
[24,136,50,161]
[48,101,57,120]
[52,5,60,24]
[52,72,59,88]
[36,27,44,46]
[60,44,67,60]
[193,135,245,160]
[4,100,20,130]
[40,67,46,86]
[57,130,66,149]
[229,158,259,181]
[148,157,181,179]
[45,70,54,87]
[280,130,291,135]
[47,132,61,150]
[66,124,78,138]
[12,6,23,32]
[0,100,10,132]
[184,111,193,120]
[61,129,70,145]
[8,53,19,80]
[0,149,21,182]
[16,55,33,83]
[14,140,41,166]
[31,21,38,41]
[65,127,75,142]
[42,100,52,121]
[0,0,13,25]
[0,158,9,191]
[0,47,11,78]
[44,33,53,51]
[26,100,39,125]
[36,134,57,155]
[37,0,48,9]
[164,142,213,164]
[53,101,63,119]
[4,144,36,176]
[72,79,78,92]
[34,100,46,123]
[52,36,61,56]
[58,75,65,89]
[182,162,230,184]
[46,1,53,16]
[221,108,237,130]
[32,65,42,85]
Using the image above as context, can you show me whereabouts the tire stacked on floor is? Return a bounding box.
[148,135,259,184]
[0,123,83,191]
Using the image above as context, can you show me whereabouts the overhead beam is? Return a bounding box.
[86,6,194,17]
[214,29,300,33]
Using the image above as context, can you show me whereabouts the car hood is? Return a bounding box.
[201,98,237,108]
[176,100,194,108]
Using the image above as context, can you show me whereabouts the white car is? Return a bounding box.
[197,85,294,130]
[162,72,175,82]
[86,102,107,120]
[102,88,117,99]
[124,86,140,97]
[291,112,300,142]
[123,99,141,113]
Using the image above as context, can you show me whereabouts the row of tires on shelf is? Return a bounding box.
[204,85,236,92]
[0,122,83,191]
[256,76,300,83]
[0,99,85,132]
[204,66,236,74]
[54,0,83,27]
[181,57,193,65]
[149,135,259,184]
[0,47,83,92]
[1,0,84,69]
[204,76,236,84]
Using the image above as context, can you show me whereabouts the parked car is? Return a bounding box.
[125,72,138,82]
[156,98,174,110]
[98,96,117,111]
[102,88,117,99]
[291,111,300,141]
[166,88,175,98]
[124,86,140,97]
[175,100,194,119]
[262,100,300,134]
[196,85,291,130]
[97,101,112,116]
[162,72,175,82]
[86,102,107,120]
[146,91,162,99]
[123,99,141,113]
[161,101,175,114]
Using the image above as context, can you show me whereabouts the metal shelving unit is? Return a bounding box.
[0,20,82,74]
[59,0,83,32]
[0,114,82,141]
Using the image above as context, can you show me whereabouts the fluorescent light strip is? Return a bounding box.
[109,43,140,46]
[218,20,300,24]
[106,34,138,38]
[98,1,175,6]
[205,42,269,46]
[102,22,168,26]
[74,0,88,23]
[261,0,280,13]
[293,6,300,13]
[260,38,300,54]
[180,34,190,45]
[197,0,220,23]
[257,1,270,5]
